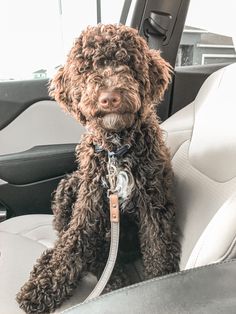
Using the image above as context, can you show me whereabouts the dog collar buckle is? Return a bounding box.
[94,144,104,153]
[108,144,131,158]
[94,144,131,158]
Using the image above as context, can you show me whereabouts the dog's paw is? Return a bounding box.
[103,273,130,293]
[16,280,57,314]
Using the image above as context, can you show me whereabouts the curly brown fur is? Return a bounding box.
[16,24,180,313]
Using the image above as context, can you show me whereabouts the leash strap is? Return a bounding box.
[84,194,120,301]
[84,144,131,301]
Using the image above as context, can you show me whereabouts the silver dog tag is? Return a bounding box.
[116,171,130,200]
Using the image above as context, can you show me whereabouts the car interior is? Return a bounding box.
[0,0,236,313]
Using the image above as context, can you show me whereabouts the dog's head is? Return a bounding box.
[50,24,171,132]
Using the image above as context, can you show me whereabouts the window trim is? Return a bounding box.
[197,44,235,49]
[201,53,236,65]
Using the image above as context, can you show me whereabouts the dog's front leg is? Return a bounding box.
[52,171,80,234]
[138,206,180,280]
[16,225,94,313]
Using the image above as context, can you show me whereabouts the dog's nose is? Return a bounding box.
[98,91,121,109]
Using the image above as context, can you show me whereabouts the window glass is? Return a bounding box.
[0,0,134,81]
[100,0,125,24]
[176,0,236,66]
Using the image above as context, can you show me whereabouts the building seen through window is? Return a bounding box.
[176,26,236,67]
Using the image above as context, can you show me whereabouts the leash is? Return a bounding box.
[84,193,120,300]
[84,144,130,301]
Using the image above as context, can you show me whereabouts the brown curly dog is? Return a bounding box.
[16,24,181,313]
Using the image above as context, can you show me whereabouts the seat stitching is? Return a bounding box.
[193,234,236,268]
[171,139,190,160]
[12,223,53,236]
[177,139,236,184]
[21,224,54,236]
[191,194,236,267]
[216,235,236,263]
[0,230,52,248]
[164,129,192,134]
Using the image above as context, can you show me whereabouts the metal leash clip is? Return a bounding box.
[106,154,118,195]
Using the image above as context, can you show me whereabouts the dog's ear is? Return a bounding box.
[147,50,172,104]
[49,66,73,113]
[49,54,86,125]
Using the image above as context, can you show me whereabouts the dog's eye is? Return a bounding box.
[85,76,102,89]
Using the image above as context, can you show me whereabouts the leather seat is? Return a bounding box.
[162,63,236,269]
[1,63,236,313]
[0,215,97,313]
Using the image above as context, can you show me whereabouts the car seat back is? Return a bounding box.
[162,63,236,269]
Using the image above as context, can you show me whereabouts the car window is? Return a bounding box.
[0,0,136,81]
[176,0,236,66]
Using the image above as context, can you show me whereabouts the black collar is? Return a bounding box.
[94,144,131,158]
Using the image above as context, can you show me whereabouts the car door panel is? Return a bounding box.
[0,144,77,185]
[0,177,62,219]
[0,80,84,219]
[0,79,50,130]
[1,99,85,155]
